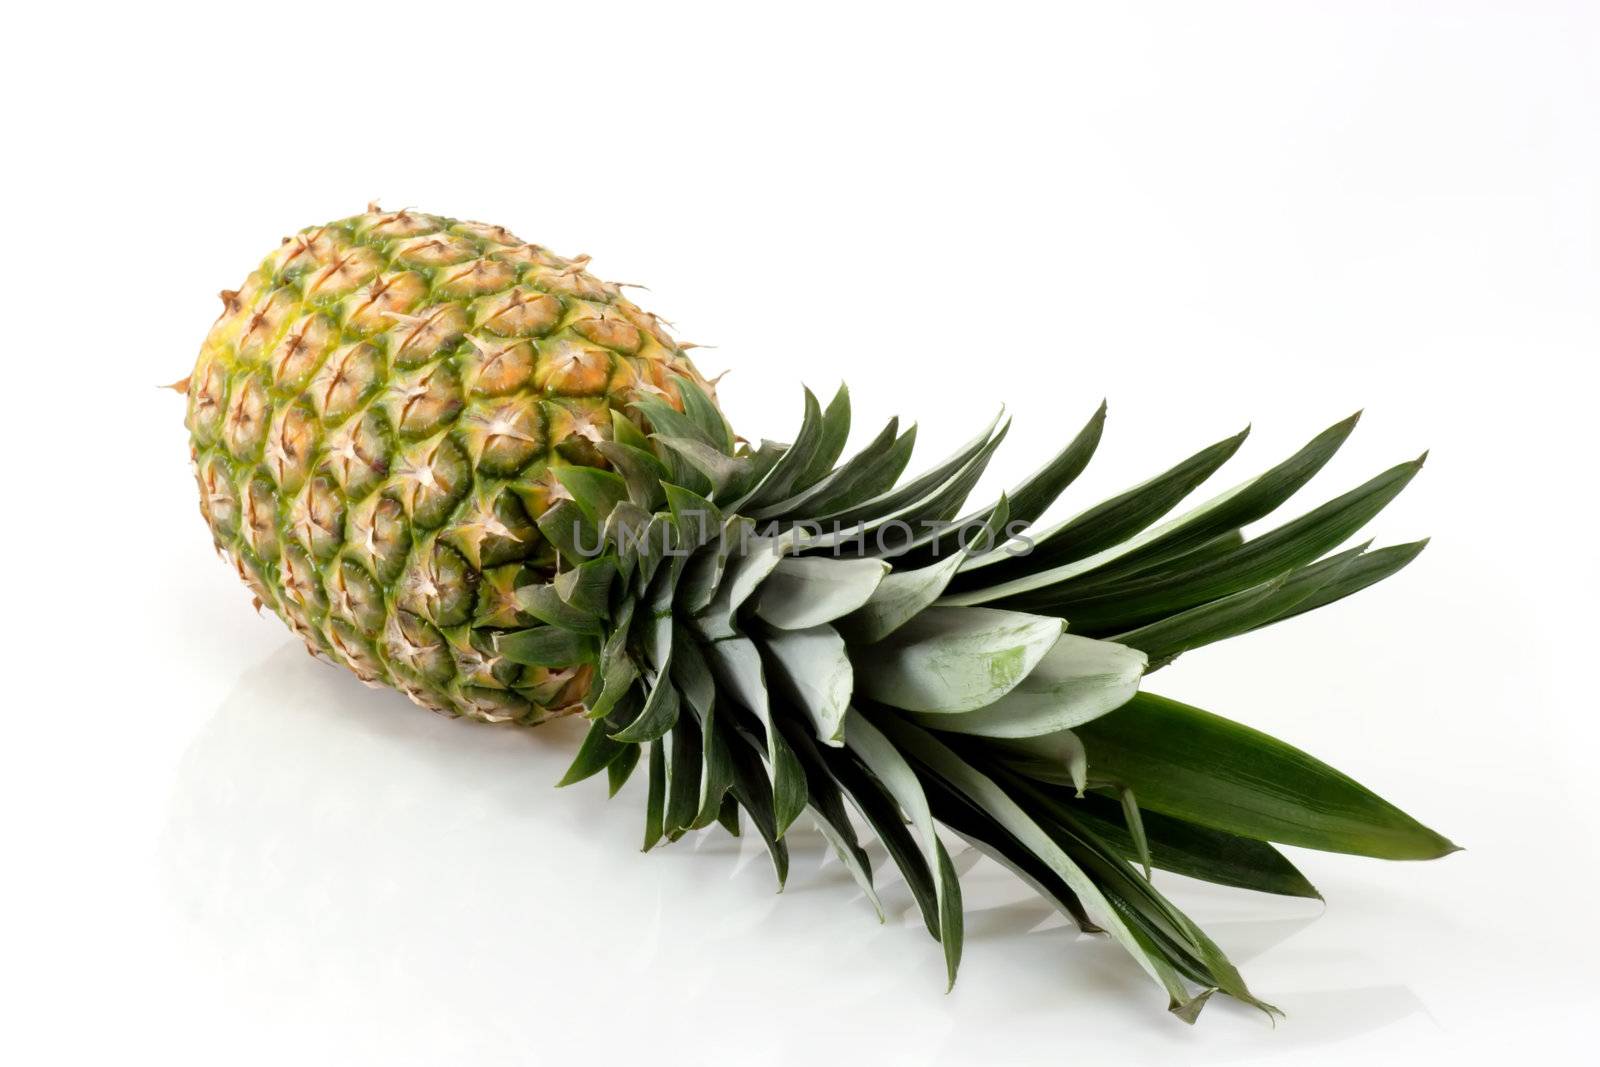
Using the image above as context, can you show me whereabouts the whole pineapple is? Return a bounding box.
[179,207,1456,1023]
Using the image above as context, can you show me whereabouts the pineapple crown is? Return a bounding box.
[498,375,1450,1021]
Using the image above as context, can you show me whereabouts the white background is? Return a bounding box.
[4,2,1596,1064]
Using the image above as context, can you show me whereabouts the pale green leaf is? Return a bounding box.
[836,497,1010,645]
[753,556,889,630]
[905,634,1145,738]
[854,607,1064,714]
[702,636,809,835]
[759,623,854,745]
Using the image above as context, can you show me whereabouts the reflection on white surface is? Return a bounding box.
[162,645,1432,1065]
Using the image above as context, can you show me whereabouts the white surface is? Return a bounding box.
[4,3,1597,1064]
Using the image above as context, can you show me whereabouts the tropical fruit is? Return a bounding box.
[177,207,1455,1021]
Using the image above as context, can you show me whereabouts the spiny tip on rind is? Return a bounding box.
[160,377,191,394]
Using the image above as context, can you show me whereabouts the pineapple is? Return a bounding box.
[178,207,1456,1022]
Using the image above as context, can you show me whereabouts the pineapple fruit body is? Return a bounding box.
[184,208,712,725]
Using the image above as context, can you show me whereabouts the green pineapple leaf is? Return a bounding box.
[754,416,909,519]
[1112,543,1370,669]
[1064,791,1320,899]
[845,713,963,987]
[956,425,1251,589]
[795,383,853,492]
[902,633,1146,738]
[496,626,598,668]
[752,555,889,630]
[1076,692,1459,859]
[855,607,1064,714]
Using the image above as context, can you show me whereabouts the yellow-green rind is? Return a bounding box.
[183,208,714,724]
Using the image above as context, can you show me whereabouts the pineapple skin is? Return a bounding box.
[183,209,711,725]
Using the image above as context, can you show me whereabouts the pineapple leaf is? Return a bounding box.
[1076,691,1459,859]
[653,435,752,498]
[986,728,1089,795]
[690,700,736,829]
[554,557,617,616]
[836,496,1012,645]
[872,712,1207,1016]
[850,419,1012,556]
[716,794,742,837]
[694,534,786,640]
[955,426,1251,589]
[724,727,791,887]
[1064,791,1321,899]
[752,555,890,630]
[902,634,1146,738]
[997,768,1274,1017]
[702,636,810,835]
[516,583,604,635]
[496,626,598,668]
[596,440,671,510]
[753,417,909,519]
[998,399,1107,532]
[664,712,704,837]
[1024,411,1363,594]
[1012,454,1425,630]
[895,400,1105,568]
[668,624,716,717]
[607,743,641,797]
[815,412,1003,527]
[609,673,681,744]
[845,713,963,986]
[1250,538,1429,629]
[554,465,630,524]
[677,516,750,614]
[758,623,854,746]
[778,717,885,922]
[1112,542,1370,669]
[736,387,826,509]
[588,602,639,718]
[672,374,736,455]
[632,393,723,453]
[662,483,723,552]
[610,409,652,451]
[643,739,667,852]
[558,718,631,787]
[795,383,853,492]
[537,499,602,563]
[821,744,943,938]
[950,829,1100,934]
[1120,787,1153,879]
[854,607,1064,714]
